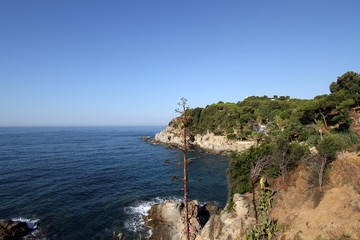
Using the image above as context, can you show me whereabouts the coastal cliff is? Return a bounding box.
[145,72,360,239]
[151,125,255,155]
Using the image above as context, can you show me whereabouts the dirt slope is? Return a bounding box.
[270,152,360,240]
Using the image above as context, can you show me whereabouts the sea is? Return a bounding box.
[0,126,230,240]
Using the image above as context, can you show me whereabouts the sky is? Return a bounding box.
[0,0,359,126]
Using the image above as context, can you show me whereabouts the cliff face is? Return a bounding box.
[151,126,255,155]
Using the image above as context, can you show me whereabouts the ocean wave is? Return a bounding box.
[122,196,221,239]
[11,217,39,229]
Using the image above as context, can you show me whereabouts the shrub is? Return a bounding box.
[336,131,358,150]
[228,144,272,198]
[317,134,341,161]
[226,127,234,134]
[265,165,280,178]
[214,130,224,136]
[227,134,236,140]
[307,134,321,147]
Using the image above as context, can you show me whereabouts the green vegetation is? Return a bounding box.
[172,71,359,206]
[172,71,359,141]
[228,143,273,195]
[243,177,278,240]
[339,234,351,240]
[174,96,308,139]
[226,71,359,200]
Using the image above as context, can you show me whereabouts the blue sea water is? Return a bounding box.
[0,127,230,240]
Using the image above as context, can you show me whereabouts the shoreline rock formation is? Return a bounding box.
[151,126,255,156]
[146,124,256,239]
[144,200,202,240]
[144,194,255,240]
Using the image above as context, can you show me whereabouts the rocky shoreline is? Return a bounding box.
[150,126,255,156]
[143,194,255,240]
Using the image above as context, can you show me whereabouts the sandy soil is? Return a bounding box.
[269,152,360,240]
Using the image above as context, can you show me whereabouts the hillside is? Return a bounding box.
[270,151,360,239]
[147,71,360,240]
[155,71,359,151]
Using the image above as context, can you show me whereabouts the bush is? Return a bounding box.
[227,134,236,140]
[307,134,321,147]
[226,127,234,134]
[317,134,341,161]
[228,144,272,198]
[214,130,224,136]
[265,165,280,178]
[336,131,359,150]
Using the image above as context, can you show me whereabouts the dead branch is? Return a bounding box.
[163,159,182,165]
[187,153,206,162]
[171,175,184,183]
[188,177,202,182]
[250,155,272,183]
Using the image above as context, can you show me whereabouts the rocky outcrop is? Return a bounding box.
[144,194,255,240]
[151,126,255,155]
[144,200,202,240]
[0,220,31,240]
[196,194,255,240]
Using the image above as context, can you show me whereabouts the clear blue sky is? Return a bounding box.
[1,0,359,126]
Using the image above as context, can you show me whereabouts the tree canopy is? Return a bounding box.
[170,71,359,144]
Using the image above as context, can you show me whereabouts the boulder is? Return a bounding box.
[0,220,30,240]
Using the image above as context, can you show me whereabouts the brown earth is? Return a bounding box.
[270,151,360,240]
[144,152,360,240]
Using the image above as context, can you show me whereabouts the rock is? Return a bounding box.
[197,194,255,240]
[233,193,250,216]
[140,136,152,141]
[144,200,202,240]
[198,203,222,226]
[144,194,256,240]
[144,195,256,239]
[188,200,202,239]
[0,220,31,240]
[198,215,223,240]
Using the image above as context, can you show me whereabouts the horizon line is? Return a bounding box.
[0,125,167,128]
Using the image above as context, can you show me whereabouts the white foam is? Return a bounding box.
[11,217,39,229]
[123,196,220,238]
[123,196,183,236]
[198,200,221,208]
[5,217,47,240]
